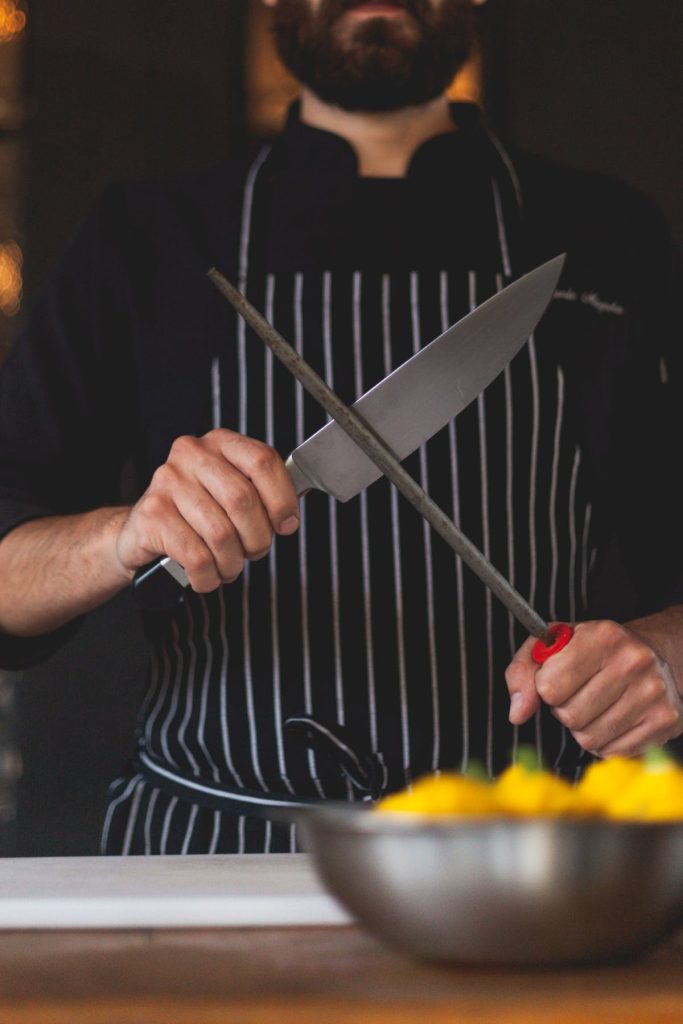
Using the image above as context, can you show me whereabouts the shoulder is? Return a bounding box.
[507,146,679,309]
[510,149,674,296]
[84,140,274,277]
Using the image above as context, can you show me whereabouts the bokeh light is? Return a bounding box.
[0,241,22,316]
[0,1,26,44]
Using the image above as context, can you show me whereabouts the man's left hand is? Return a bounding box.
[505,606,683,757]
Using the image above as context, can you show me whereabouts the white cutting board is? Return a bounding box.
[0,853,353,929]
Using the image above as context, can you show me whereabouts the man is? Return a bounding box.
[0,0,682,854]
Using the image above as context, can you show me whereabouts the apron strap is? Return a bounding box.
[136,750,318,821]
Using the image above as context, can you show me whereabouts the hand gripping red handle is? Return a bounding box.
[531,623,574,664]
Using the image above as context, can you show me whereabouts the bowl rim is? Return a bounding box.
[285,800,683,834]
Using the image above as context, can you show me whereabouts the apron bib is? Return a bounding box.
[102,133,596,855]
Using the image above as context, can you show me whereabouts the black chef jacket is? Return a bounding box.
[0,103,681,854]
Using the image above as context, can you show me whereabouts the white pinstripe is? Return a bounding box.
[181,804,199,855]
[528,335,540,611]
[238,147,270,293]
[486,131,524,211]
[265,273,295,793]
[503,357,519,762]
[440,272,470,773]
[568,448,581,622]
[491,179,512,278]
[548,366,565,621]
[211,356,221,430]
[469,272,495,778]
[382,274,410,778]
[237,150,270,794]
[208,811,222,855]
[581,505,593,612]
[175,612,201,776]
[293,272,325,798]
[144,787,161,856]
[322,271,345,726]
[217,586,245,788]
[136,647,160,726]
[160,796,179,855]
[526,335,542,761]
[121,780,145,856]
[195,596,223,784]
[145,646,177,768]
[352,271,378,753]
[158,620,188,771]
[410,273,440,772]
[100,774,144,855]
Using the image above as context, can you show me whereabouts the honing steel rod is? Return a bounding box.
[208,266,553,645]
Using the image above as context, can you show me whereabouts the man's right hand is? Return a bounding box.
[116,428,300,593]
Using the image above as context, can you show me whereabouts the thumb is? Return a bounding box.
[505,640,542,725]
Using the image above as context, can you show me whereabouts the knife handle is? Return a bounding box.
[131,459,310,610]
[132,557,189,610]
[531,623,574,664]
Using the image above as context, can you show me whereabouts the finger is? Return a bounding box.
[118,489,222,591]
[172,483,253,581]
[213,433,300,534]
[590,714,682,759]
[505,636,542,725]
[167,438,276,561]
[156,510,224,593]
[551,667,628,733]
[571,681,683,756]
[533,620,624,709]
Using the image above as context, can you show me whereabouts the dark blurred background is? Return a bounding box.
[0,0,681,856]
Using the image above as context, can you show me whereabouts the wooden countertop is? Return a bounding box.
[1,924,683,1024]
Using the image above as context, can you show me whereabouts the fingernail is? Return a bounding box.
[509,693,525,723]
[279,514,299,534]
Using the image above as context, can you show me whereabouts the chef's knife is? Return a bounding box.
[133,256,565,620]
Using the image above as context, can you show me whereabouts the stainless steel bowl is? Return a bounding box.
[293,804,683,966]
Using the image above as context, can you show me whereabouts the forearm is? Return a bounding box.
[0,507,134,637]
[626,604,683,697]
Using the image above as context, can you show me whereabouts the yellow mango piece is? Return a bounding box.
[493,763,576,816]
[573,756,644,815]
[605,761,683,821]
[375,772,496,816]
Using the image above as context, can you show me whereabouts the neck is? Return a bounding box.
[299,90,456,177]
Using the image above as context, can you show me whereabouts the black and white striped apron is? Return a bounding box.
[101,125,596,855]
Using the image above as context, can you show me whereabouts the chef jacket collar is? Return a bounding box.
[271,98,487,185]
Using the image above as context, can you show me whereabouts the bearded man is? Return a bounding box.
[0,1,681,855]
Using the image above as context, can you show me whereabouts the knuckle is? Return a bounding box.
[205,518,235,550]
[641,673,665,704]
[169,434,200,460]
[225,481,256,516]
[573,728,596,751]
[536,675,560,706]
[624,644,656,676]
[247,541,272,561]
[504,660,526,689]
[150,463,177,492]
[204,427,233,444]
[139,490,169,519]
[248,443,280,476]
[182,548,214,577]
[222,556,245,583]
[556,706,580,731]
[593,619,625,650]
[658,704,680,733]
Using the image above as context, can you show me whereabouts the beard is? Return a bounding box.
[270,0,479,112]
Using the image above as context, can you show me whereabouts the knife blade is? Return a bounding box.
[286,255,565,501]
[133,255,565,611]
